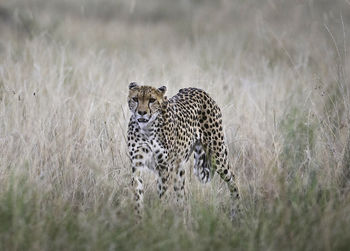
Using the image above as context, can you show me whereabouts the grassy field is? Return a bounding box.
[0,0,350,250]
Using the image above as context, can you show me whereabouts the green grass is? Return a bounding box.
[1,169,350,251]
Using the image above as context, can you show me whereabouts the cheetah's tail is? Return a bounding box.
[193,144,213,183]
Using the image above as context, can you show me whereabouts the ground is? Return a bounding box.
[0,0,350,250]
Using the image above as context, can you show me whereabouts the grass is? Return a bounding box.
[0,0,350,250]
[1,170,350,251]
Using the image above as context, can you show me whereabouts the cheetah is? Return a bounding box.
[127,82,240,218]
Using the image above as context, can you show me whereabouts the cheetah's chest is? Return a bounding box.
[138,127,168,170]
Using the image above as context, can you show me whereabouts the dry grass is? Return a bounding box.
[0,0,350,250]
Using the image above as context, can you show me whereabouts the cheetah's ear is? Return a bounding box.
[157,86,167,95]
[129,82,139,90]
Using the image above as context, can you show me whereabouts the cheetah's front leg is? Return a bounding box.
[129,144,153,218]
[131,166,144,218]
[157,166,170,199]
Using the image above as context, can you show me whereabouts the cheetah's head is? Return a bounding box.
[128,82,167,124]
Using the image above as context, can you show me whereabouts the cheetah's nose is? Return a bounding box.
[138,111,147,116]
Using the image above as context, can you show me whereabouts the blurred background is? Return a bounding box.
[1,0,350,66]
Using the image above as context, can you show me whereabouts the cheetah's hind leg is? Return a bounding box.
[193,142,214,183]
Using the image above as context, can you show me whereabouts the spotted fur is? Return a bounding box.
[127,82,240,218]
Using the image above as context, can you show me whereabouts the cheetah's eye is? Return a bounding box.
[132,97,138,102]
[149,98,156,103]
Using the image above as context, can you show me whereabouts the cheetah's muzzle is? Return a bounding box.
[137,118,148,123]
